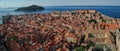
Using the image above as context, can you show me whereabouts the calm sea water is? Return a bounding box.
[0,6,120,24]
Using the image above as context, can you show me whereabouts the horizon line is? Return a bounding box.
[1,5,120,8]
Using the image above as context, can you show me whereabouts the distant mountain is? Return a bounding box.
[15,5,45,12]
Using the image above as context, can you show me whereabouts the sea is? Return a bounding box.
[0,6,120,24]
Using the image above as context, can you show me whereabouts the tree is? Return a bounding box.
[5,36,18,42]
[76,46,85,51]
[88,19,97,24]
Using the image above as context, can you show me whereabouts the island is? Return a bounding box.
[15,5,45,12]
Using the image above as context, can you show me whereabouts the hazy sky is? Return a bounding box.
[0,0,120,8]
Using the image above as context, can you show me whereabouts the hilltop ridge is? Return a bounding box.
[15,5,45,12]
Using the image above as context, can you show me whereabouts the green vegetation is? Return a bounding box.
[5,36,18,42]
[87,43,94,47]
[94,44,104,48]
[76,46,85,51]
[88,19,97,24]
[86,42,95,50]
[93,44,110,51]
[15,5,45,12]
